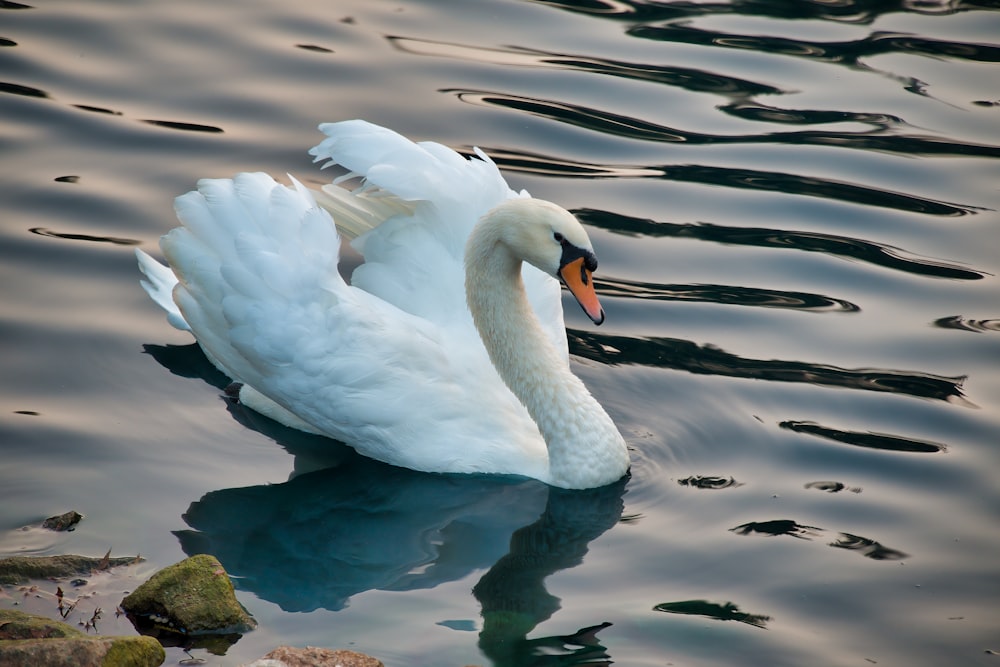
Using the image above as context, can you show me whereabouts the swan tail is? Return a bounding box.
[160,172,344,385]
[135,247,190,331]
[153,168,468,451]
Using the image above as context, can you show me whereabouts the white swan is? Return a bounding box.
[136,120,629,489]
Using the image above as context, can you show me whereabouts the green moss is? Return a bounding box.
[0,612,164,667]
[101,636,165,667]
[121,554,255,635]
[0,555,142,585]
[0,609,85,640]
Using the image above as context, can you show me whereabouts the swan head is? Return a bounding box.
[481,198,605,325]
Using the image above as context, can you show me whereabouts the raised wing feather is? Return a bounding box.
[310,121,567,354]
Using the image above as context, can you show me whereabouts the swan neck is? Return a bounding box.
[465,216,628,489]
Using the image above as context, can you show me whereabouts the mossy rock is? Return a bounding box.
[0,637,165,667]
[0,554,142,586]
[0,609,164,667]
[0,608,86,640]
[102,636,167,667]
[259,645,385,666]
[121,554,256,635]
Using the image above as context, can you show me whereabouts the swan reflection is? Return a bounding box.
[176,460,547,612]
[176,457,626,665]
[156,343,628,664]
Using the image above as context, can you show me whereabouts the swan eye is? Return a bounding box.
[553,232,565,244]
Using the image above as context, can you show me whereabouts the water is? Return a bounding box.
[2,0,998,665]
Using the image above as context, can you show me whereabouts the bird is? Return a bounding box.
[136,120,629,489]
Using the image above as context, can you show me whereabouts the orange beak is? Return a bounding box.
[559,257,605,325]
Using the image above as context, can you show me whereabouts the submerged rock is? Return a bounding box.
[0,609,164,667]
[0,553,142,586]
[121,554,256,637]
[42,511,84,532]
[245,645,384,667]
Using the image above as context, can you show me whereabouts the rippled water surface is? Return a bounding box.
[2,1,999,665]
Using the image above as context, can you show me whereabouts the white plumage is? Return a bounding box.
[136,120,629,489]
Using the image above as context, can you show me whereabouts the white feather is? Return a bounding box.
[136,247,189,331]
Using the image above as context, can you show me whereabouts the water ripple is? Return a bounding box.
[829,533,908,560]
[628,22,1000,99]
[72,104,123,116]
[780,420,948,453]
[390,36,782,96]
[449,89,1000,159]
[720,100,902,128]
[677,475,744,490]
[804,480,862,494]
[629,24,1000,65]
[528,0,990,24]
[29,227,141,246]
[0,80,48,98]
[568,331,968,402]
[731,520,909,560]
[933,315,1000,333]
[480,148,981,216]
[667,164,982,215]
[476,146,658,178]
[576,209,987,280]
[141,119,224,134]
[0,80,220,133]
[295,44,334,54]
[731,519,821,539]
[597,276,859,312]
[653,599,771,629]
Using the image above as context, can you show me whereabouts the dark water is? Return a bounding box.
[2,1,999,665]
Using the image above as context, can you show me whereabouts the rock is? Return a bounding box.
[245,645,384,667]
[0,609,164,667]
[0,554,142,585]
[121,554,256,636]
[0,636,165,667]
[42,511,84,532]
[0,609,82,640]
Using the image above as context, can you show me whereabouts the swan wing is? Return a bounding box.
[310,120,568,357]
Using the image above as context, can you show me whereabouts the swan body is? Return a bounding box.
[136,120,629,489]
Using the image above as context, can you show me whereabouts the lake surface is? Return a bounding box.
[2,1,999,665]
